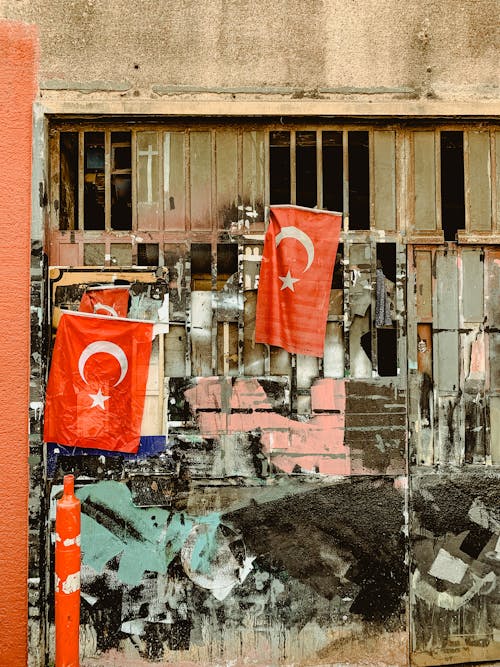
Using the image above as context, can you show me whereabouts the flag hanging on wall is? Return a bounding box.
[79,285,130,318]
[255,205,342,357]
[44,311,153,453]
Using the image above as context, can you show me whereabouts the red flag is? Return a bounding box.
[255,206,342,357]
[44,312,153,453]
[79,286,130,318]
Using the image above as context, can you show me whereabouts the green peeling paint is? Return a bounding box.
[76,481,221,586]
[189,513,221,575]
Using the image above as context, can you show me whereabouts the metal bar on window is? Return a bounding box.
[78,131,84,231]
[104,130,111,232]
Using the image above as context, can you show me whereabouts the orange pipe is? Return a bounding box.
[55,475,81,667]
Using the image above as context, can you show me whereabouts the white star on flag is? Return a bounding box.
[279,270,300,292]
[89,388,110,410]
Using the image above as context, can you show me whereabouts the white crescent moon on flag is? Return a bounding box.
[78,341,128,387]
[93,303,119,317]
[275,226,315,272]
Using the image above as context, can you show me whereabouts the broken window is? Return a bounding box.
[440,131,465,241]
[348,131,370,230]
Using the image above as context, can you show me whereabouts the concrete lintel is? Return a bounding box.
[38,96,500,118]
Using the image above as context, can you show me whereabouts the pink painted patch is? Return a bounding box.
[184,377,349,475]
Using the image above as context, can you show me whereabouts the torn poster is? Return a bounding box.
[43,311,153,453]
[79,285,130,318]
[255,205,341,357]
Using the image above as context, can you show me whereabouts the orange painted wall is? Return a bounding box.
[0,20,38,667]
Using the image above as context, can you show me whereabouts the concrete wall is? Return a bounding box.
[2,0,498,103]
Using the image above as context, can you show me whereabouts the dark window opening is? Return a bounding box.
[377,328,398,377]
[270,131,291,205]
[296,131,317,208]
[138,243,159,266]
[217,244,238,290]
[376,243,397,376]
[440,131,465,241]
[331,243,344,289]
[376,243,396,283]
[360,309,372,361]
[322,131,343,213]
[59,132,79,231]
[191,243,212,291]
[348,131,370,230]
[111,131,132,231]
[84,132,105,230]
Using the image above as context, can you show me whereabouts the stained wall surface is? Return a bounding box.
[0,19,38,667]
[2,0,499,102]
[0,4,499,667]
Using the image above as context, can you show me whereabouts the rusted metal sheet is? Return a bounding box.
[410,471,500,666]
[41,120,500,667]
[345,380,406,475]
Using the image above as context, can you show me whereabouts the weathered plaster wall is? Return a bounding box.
[0,19,38,667]
[1,0,498,102]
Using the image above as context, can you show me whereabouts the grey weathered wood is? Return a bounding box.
[190,131,212,230]
[137,131,161,231]
[216,130,238,229]
[164,132,186,231]
[373,130,396,231]
[242,130,265,224]
[164,325,187,377]
[413,131,437,231]
[468,131,492,232]
[489,396,500,464]
[461,247,484,322]
[415,250,433,321]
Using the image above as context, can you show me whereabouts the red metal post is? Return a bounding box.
[55,474,81,667]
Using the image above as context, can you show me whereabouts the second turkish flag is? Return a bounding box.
[255,206,342,357]
[44,311,153,453]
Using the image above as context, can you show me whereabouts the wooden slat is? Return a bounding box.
[323,322,344,378]
[434,250,459,392]
[243,290,266,376]
[190,291,213,376]
[163,132,186,231]
[215,130,238,230]
[136,131,161,230]
[242,130,266,227]
[413,131,437,231]
[164,325,187,377]
[468,130,492,232]
[415,250,433,321]
[189,131,212,230]
[490,396,500,464]
[373,130,396,230]
[461,247,484,322]
[496,131,500,231]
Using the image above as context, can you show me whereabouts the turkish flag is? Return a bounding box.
[255,206,342,357]
[44,311,153,453]
[79,286,130,318]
